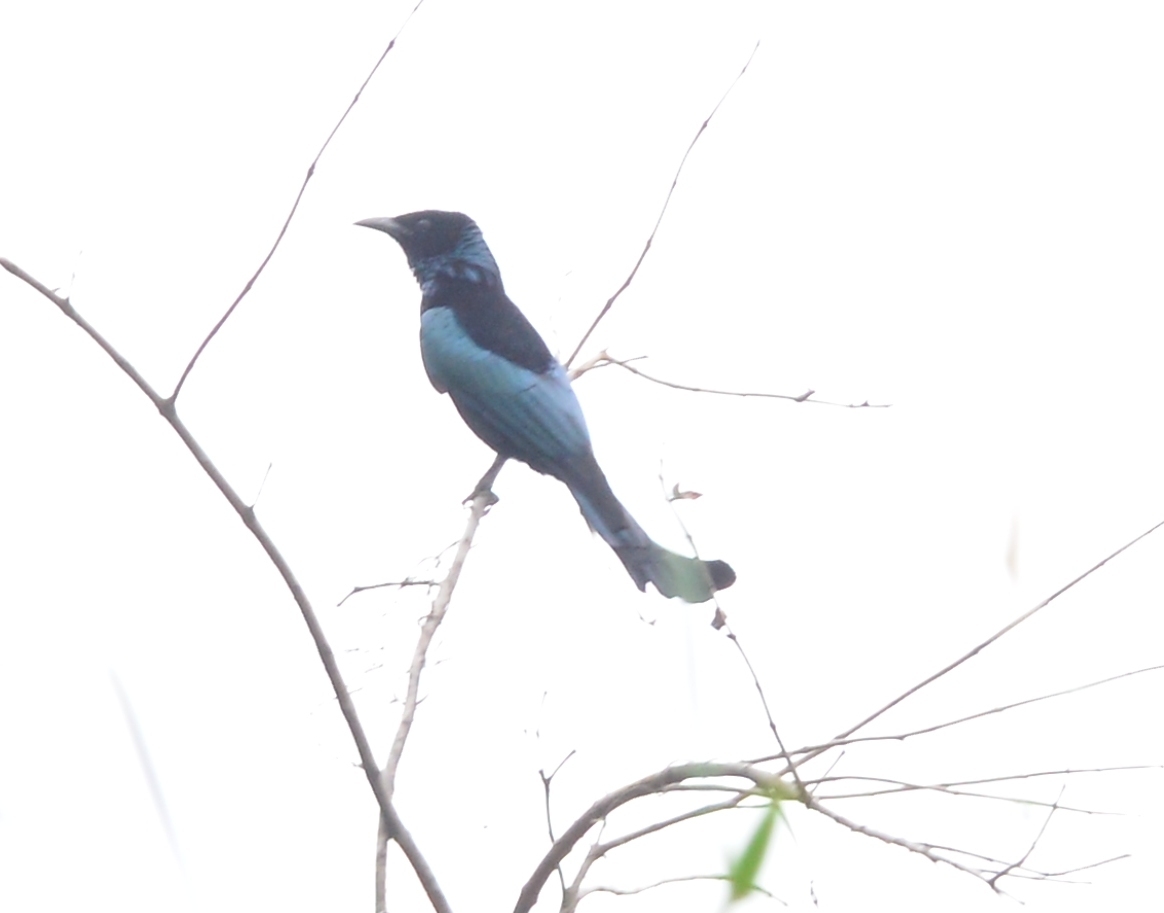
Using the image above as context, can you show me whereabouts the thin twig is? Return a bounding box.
[924,842,1041,869]
[337,579,439,607]
[170,2,426,400]
[600,353,888,409]
[538,749,576,898]
[594,794,749,857]
[989,786,1064,888]
[810,752,846,798]
[564,41,761,369]
[816,783,1111,816]
[785,517,1164,776]
[804,787,1127,892]
[763,664,1164,762]
[566,350,609,381]
[802,795,1015,895]
[1,258,452,913]
[808,765,1158,796]
[907,841,1125,883]
[1038,854,1132,878]
[581,873,781,903]
[722,623,807,799]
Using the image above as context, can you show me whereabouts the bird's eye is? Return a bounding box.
[417,219,431,230]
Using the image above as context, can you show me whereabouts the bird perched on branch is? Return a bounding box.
[357,210,735,603]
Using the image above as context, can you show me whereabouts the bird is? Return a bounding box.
[357,210,735,603]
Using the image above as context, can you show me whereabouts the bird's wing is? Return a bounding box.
[420,307,591,471]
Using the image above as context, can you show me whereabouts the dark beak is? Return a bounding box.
[355,217,407,239]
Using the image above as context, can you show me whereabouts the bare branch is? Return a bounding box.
[765,664,1164,762]
[514,761,787,913]
[599,353,889,408]
[810,752,847,798]
[802,795,1015,895]
[721,623,807,799]
[988,786,1064,889]
[916,842,1127,883]
[581,873,781,904]
[809,765,1158,798]
[1038,854,1132,878]
[804,784,1129,893]
[785,518,1164,775]
[375,456,504,911]
[564,41,761,369]
[559,792,773,912]
[337,578,439,607]
[382,460,502,796]
[562,824,606,913]
[537,750,577,898]
[816,782,1115,816]
[566,350,609,381]
[2,259,452,913]
[593,794,749,857]
[171,2,427,399]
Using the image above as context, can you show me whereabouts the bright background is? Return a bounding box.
[2,2,1163,911]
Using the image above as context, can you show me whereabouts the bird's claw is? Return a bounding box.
[463,486,499,508]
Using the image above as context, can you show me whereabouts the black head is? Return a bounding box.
[356,210,484,269]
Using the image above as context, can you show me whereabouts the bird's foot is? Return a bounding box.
[463,482,499,507]
[463,454,507,506]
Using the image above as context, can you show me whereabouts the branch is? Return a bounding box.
[803,795,1016,895]
[337,578,439,607]
[382,458,504,796]
[560,821,606,913]
[580,873,779,903]
[511,751,1144,910]
[593,794,750,857]
[1,260,452,913]
[170,2,426,399]
[514,761,786,913]
[988,786,1064,889]
[803,778,1131,894]
[537,749,576,899]
[759,664,1164,762]
[787,517,1164,774]
[810,766,1157,803]
[598,352,888,408]
[813,781,1117,816]
[374,456,504,912]
[914,841,1128,882]
[564,41,761,368]
[557,791,765,911]
[1036,854,1132,879]
[721,622,807,798]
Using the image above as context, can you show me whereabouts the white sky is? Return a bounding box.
[2,2,1163,912]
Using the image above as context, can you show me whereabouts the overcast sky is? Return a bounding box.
[2,2,1163,912]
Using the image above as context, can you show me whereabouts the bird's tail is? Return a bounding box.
[559,456,735,603]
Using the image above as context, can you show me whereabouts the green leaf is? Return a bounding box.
[727,797,782,902]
